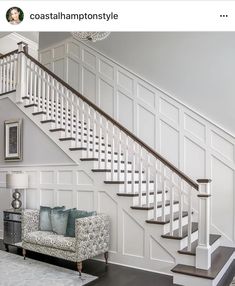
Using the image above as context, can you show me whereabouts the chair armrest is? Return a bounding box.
[22,209,40,240]
[75,214,110,261]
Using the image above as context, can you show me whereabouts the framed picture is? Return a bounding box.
[4,119,23,161]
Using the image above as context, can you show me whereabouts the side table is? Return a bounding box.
[3,209,22,252]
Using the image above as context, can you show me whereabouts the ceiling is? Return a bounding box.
[0,32,39,43]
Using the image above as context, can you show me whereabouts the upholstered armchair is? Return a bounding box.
[22,209,110,275]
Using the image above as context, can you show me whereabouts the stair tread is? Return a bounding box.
[171,246,235,280]
[80,158,99,161]
[117,191,162,197]
[69,147,86,151]
[104,180,154,184]
[131,200,179,210]
[178,234,221,256]
[146,211,189,225]
[92,169,144,174]
[161,222,198,240]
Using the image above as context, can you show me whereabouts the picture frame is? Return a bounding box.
[4,119,23,161]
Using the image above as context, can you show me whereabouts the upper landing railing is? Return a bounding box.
[0,42,212,270]
[0,49,18,95]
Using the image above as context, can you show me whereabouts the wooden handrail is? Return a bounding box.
[0,49,18,60]
[23,51,199,190]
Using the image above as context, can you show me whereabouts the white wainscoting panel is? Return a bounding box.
[39,38,235,247]
[0,164,177,274]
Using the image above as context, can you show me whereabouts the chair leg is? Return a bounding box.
[22,248,26,260]
[104,251,108,265]
[4,244,9,252]
[77,261,82,276]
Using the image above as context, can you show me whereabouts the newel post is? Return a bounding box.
[195,179,212,270]
[16,42,28,103]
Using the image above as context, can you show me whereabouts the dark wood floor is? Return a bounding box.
[0,239,234,286]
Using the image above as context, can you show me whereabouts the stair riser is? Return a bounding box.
[176,254,195,267]
[173,273,213,286]
[106,172,147,182]
[132,194,161,205]
[180,230,199,250]
[118,193,163,206]
[163,215,190,234]
[147,203,179,220]
[104,182,155,193]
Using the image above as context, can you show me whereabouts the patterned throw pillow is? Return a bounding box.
[51,209,70,235]
[39,206,65,231]
[65,209,97,237]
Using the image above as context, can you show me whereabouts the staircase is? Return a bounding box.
[0,42,234,286]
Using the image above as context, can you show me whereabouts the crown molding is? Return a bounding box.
[6,32,38,51]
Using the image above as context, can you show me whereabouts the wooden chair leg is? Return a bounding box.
[77,261,82,276]
[4,244,9,252]
[104,251,108,265]
[22,248,26,260]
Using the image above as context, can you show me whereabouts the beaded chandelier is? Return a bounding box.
[72,32,110,42]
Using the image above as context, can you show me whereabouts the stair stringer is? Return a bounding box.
[3,92,199,274]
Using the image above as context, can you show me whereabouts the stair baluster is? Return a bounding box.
[60,85,65,129]
[111,125,115,180]
[55,81,59,129]
[161,165,167,222]
[81,100,85,148]
[51,78,55,121]
[169,172,174,235]
[29,62,34,104]
[117,131,122,181]
[138,147,143,205]
[86,106,91,157]
[187,186,193,251]
[33,64,38,106]
[65,89,69,137]
[132,142,136,194]
[46,74,51,120]
[98,115,103,169]
[154,162,158,220]
[92,111,97,156]
[124,136,129,193]
[104,120,109,169]
[146,154,151,207]
[42,70,46,114]
[178,179,184,237]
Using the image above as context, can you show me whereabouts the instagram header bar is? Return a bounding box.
[1,1,235,31]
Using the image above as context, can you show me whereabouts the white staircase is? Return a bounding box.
[0,42,234,286]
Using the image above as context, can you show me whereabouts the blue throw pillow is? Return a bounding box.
[51,209,70,235]
[39,206,65,231]
[66,209,97,237]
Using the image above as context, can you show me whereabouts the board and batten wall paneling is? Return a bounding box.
[39,38,235,245]
[0,164,176,273]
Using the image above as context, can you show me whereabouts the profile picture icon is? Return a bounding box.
[6,7,24,25]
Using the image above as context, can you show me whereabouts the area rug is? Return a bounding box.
[0,250,97,286]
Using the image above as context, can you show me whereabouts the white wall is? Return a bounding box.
[39,38,235,246]
[39,32,235,135]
